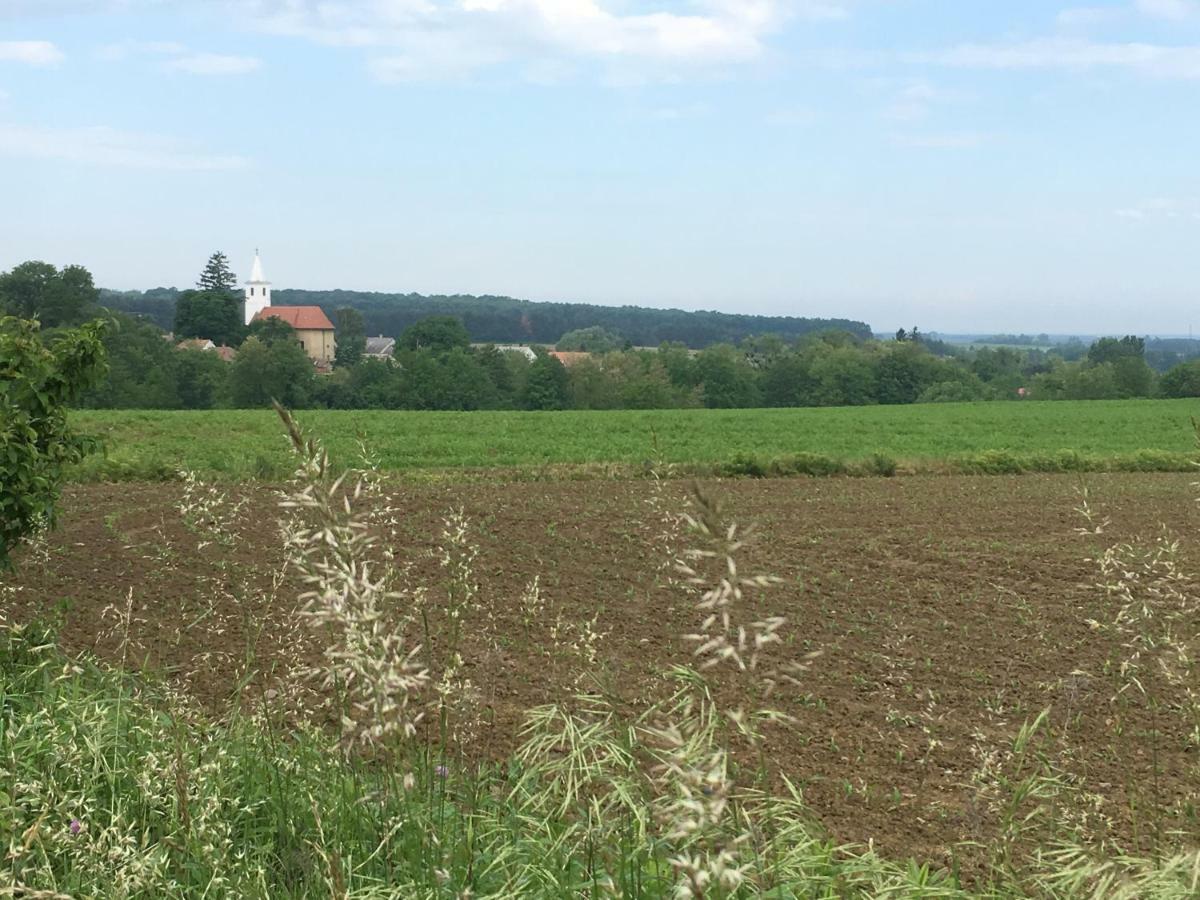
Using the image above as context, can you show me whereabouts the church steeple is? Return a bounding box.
[243,249,272,325]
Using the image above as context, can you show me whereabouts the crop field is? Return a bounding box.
[70,398,1200,481]
[8,450,1200,893]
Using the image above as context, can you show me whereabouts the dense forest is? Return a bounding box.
[10,257,1200,412]
[98,287,873,347]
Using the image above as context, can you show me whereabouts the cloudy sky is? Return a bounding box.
[1,0,1197,333]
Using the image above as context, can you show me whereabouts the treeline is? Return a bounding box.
[98,286,872,348]
[71,322,1200,412]
[12,259,1200,411]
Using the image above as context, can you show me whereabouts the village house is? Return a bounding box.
[364,335,396,360]
[252,305,336,364]
[176,338,237,360]
[549,350,591,367]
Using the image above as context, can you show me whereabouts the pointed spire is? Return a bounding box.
[249,251,267,284]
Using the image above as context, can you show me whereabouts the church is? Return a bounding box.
[242,252,336,365]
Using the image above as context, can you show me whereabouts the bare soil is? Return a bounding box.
[5,473,1199,871]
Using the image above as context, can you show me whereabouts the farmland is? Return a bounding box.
[70,397,1200,480]
[8,438,1200,893]
[8,398,1200,895]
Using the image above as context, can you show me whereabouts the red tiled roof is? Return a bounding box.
[253,305,335,331]
[214,345,237,362]
[549,351,591,367]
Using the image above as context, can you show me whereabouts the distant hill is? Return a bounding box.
[98,287,872,348]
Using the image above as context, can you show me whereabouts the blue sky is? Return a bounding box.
[1,0,1197,333]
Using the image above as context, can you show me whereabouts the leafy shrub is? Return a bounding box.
[0,317,107,566]
[719,453,769,477]
[864,452,898,477]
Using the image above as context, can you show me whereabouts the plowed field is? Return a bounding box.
[6,473,1198,871]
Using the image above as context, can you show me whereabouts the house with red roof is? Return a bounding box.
[243,252,336,365]
[252,305,336,364]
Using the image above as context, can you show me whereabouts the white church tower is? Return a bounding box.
[243,250,272,325]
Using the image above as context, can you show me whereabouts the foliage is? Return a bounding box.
[63,398,1200,482]
[0,260,1173,414]
[522,351,571,410]
[175,348,229,410]
[229,336,315,408]
[0,317,107,567]
[174,253,244,347]
[0,261,100,328]
[334,306,366,368]
[173,290,245,347]
[1159,360,1200,398]
[398,315,471,354]
[80,312,180,409]
[195,251,238,294]
[557,325,626,353]
[99,285,874,348]
[247,314,299,345]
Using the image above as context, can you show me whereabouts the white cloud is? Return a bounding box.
[915,38,1200,79]
[1136,0,1198,20]
[1058,1,1198,26]
[0,40,64,65]
[0,123,249,170]
[245,0,847,82]
[168,53,262,75]
[96,40,186,61]
[882,79,972,121]
[1116,197,1200,220]
[97,40,261,75]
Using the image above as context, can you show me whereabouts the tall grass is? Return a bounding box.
[5,410,1200,896]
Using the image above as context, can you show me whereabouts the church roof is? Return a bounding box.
[253,306,335,331]
[248,253,268,284]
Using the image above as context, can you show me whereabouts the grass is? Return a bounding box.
[69,398,1200,481]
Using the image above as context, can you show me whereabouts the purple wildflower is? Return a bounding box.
[69,819,82,835]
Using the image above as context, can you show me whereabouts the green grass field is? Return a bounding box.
[69,398,1200,480]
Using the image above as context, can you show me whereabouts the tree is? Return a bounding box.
[334,307,366,368]
[695,345,760,408]
[399,316,471,354]
[81,313,180,409]
[523,351,570,410]
[1087,336,1145,367]
[876,342,947,405]
[1,316,108,567]
[1160,361,1200,398]
[230,336,314,408]
[1081,337,1153,397]
[197,252,238,294]
[174,290,244,347]
[762,352,818,408]
[0,261,99,328]
[248,315,299,345]
[176,348,229,409]
[557,326,624,353]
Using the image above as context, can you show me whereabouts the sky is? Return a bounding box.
[0,0,1197,334]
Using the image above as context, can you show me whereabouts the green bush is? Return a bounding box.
[0,317,107,566]
[864,452,898,477]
